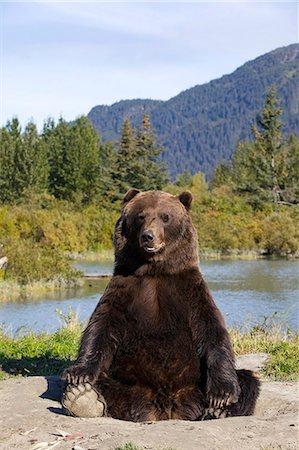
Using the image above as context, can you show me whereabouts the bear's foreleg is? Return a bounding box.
[62,294,120,385]
[205,344,241,409]
[190,277,241,409]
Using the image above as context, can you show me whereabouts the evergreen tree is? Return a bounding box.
[14,122,49,197]
[231,86,291,206]
[114,115,168,196]
[44,117,70,199]
[210,163,232,189]
[0,122,17,203]
[251,85,283,204]
[134,114,169,190]
[68,116,102,203]
[277,134,299,203]
[45,116,102,203]
[176,169,193,187]
[98,141,119,202]
[114,117,137,196]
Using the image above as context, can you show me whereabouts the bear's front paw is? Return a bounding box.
[62,364,99,385]
[208,380,241,408]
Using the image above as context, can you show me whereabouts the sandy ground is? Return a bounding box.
[0,353,298,450]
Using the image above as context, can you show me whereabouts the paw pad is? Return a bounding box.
[62,383,107,418]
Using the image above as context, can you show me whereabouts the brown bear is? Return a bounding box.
[62,189,260,421]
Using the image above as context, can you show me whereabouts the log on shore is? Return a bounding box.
[82,274,112,279]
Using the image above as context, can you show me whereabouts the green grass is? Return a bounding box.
[0,312,298,382]
[114,444,145,450]
[0,309,82,379]
[229,316,299,381]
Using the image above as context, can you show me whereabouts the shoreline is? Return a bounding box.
[1,250,298,302]
[0,277,84,303]
[73,248,299,262]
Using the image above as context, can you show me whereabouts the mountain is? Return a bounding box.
[88,44,299,179]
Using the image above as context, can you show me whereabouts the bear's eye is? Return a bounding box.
[161,213,170,223]
[137,213,145,224]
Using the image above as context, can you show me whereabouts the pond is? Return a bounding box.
[0,259,298,335]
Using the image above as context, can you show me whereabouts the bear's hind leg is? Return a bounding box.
[228,369,260,417]
[62,383,107,418]
[200,369,260,420]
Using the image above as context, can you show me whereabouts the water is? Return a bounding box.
[0,259,298,335]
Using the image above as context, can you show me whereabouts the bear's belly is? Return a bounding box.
[109,328,200,394]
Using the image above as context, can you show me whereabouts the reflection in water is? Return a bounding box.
[0,260,298,334]
[202,260,299,329]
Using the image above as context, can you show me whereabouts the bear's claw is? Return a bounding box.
[202,406,228,420]
[62,383,107,418]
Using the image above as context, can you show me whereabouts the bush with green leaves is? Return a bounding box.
[4,240,80,285]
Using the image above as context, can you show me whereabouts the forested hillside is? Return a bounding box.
[88,44,299,178]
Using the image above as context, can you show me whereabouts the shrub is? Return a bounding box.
[4,240,80,285]
[260,210,299,256]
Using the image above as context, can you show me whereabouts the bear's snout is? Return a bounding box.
[141,230,155,243]
[139,226,165,255]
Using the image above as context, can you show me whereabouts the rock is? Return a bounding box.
[0,256,8,269]
[236,352,268,372]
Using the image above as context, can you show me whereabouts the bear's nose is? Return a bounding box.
[141,230,155,243]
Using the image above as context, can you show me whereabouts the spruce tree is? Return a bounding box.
[114,117,137,196]
[114,115,169,196]
[135,114,169,190]
[44,116,102,203]
[277,134,299,203]
[68,116,102,203]
[14,122,49,197]
[251,85,283,204]
[98,141,118,202]
[0,123,17,203]
[231,86,288,206]
[44,117,70,199]
[210,163,232,189]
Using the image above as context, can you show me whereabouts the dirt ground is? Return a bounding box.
[0,353,298,450]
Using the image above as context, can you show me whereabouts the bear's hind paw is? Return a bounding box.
[62,383,107,418]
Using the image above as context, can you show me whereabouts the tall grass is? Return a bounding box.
[230,315,299,381]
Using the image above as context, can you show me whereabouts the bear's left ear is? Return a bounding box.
[178,191,192,210]
[123,188,140,204]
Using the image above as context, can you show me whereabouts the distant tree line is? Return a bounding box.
[0,114,168,205]
[0,86,298,211]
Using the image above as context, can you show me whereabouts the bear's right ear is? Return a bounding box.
[123,188,140,204]
[178,191,192,210]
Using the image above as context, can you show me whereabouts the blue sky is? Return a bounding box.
[0,1,298,129]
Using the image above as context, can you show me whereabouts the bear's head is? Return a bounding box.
[113,189,199,276]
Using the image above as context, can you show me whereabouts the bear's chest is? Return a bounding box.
[127,276,189,331]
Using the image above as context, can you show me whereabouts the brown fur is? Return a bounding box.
[62,190,260,421]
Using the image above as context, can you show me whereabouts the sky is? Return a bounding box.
[0,1,298,129]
